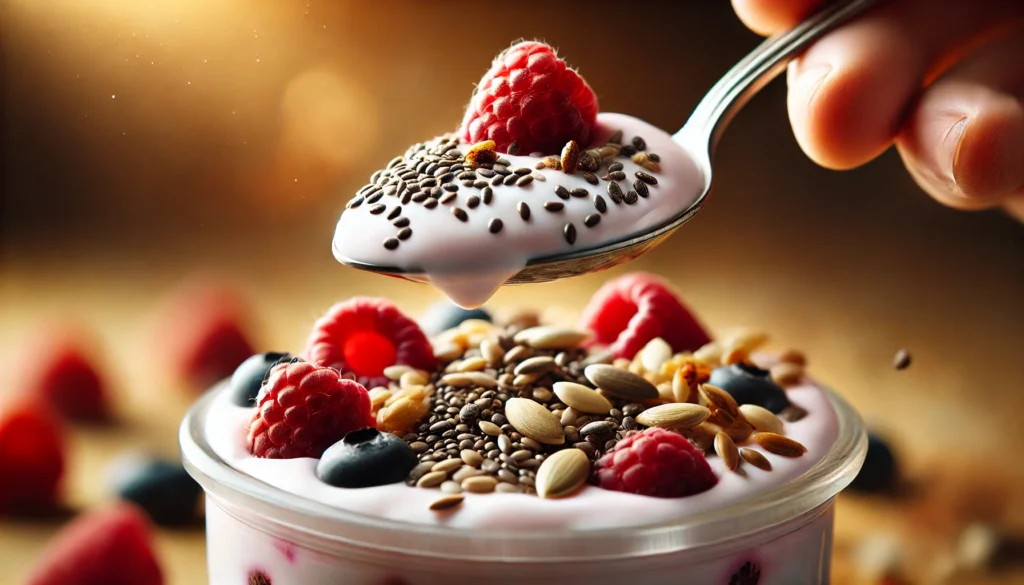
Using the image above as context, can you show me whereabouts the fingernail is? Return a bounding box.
[942,117,969,182]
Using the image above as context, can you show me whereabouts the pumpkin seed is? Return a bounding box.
[552,381,613,414]
[504,397,565,445]
[536,448,590,499]
[635,403,711,430]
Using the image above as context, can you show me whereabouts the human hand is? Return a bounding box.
[731,0,1024,220]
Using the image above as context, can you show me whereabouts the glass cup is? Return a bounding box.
[181,383,865,585]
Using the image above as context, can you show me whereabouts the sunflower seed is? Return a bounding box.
[635,171,658,185]
[462,475,498,493]
[715,431,740,471]
[633,179,649,198]
[513,326,591,349]
[584,364,659,400]
[416,470,448,488]
[536,448,590,499]
[623,190,638,204]
[583,172,599,185]
[569,188,589,198]
[608,162,624,172]
[701,384,740,420]
[593,195,608,214]
[429,495,464,511]
[635,403,711,430]
[754,432,807,457]
[513,356,557,376]
[504,397,565,445]
[740,448,772,471]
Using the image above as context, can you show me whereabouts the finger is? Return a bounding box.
[786,0,1023,170]
[731,0,821,36]
[896,33,1024,210]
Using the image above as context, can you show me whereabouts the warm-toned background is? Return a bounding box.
[2,1,1022,584]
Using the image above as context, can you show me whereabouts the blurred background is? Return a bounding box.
[2,0,1021,584]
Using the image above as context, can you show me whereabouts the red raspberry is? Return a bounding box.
[0,400,65,514]
[304,297,436,389]
[579,272,712,360]
[460,41,598,155]
[26,503,163,585]
[594,428,717,498]
[158,284,256,390]
[246,361,374,459]
[23,328,109,422]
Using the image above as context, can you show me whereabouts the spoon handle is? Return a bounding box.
[674,0,884,158]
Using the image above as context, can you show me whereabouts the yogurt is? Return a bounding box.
[332,113,704,308]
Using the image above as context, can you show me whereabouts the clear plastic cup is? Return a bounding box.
[181,384,865,585]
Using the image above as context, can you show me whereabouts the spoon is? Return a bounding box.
[339,0,883,285]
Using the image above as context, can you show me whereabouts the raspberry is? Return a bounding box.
[25,503,163,585]
[23,328,109,421]
[0,400,65,514]
[594,428,717,498]
[246,361,374,459]
[304,297,436,389]
[158,284,256,390]
[579,272,712,360]
[460,41,598,155]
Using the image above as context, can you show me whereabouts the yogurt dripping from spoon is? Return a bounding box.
[332,113,704,308]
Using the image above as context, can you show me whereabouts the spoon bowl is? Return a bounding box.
[337,0,883,285]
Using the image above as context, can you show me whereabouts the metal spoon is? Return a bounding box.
[340,0,883,284]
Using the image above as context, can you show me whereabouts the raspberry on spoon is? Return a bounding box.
[460,41,598,155]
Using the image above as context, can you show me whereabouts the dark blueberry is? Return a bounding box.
[849,433,898,493]
[111,457,202,526]
[316,428,418,488]
[229,352,291,406]
[708,363,789,413]
[419,301,491,336]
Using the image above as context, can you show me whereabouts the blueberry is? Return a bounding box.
[850,433,898,493]
[111,458,202,526]
[420,301,491,336]
[316,428,418,488]
[708,363,790,413]
[229,352,290,406]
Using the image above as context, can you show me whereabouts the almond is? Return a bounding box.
[740,448,772,471]
[739,404,784,434]
[715,431,740,471]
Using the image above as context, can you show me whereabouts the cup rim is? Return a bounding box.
[181,382,866,561]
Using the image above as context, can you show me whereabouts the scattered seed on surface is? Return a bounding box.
[383,237,399,250]
[488,218,503,234]
[583,172,599,185]
[369,204,386,215]
[466,195,481,209]
[623,190,638,204]
[482,186,494,205]
[584,214,601,228]
[554,185,571,200]
[462,475,498,493]
[393,217,410,228]
[607,171,627,181]
[397,227,412,240]
[451,207,468,222]
[429,495,464,511]
[439,192,457,205]
[741,448,772,471]
[608,162,624,172]
[570,188,589,198]
[544,201,564,212]
[518,202,531,221]
[594,195,608,213]
[893,349,911,370]
[561,140,581,174]
[516,174,534,187]
[632,136,647,150]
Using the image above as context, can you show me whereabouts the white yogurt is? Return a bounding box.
[332,113,704,308]
[204,380,837,531]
